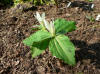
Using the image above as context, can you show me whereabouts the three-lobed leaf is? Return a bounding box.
[49,35,76,65]
[54,19,76,34]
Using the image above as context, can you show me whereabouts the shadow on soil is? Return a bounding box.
[69,1,94,11]
[72,40,100,68]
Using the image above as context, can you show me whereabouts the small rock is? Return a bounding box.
[37,66,45,73]
[66,13,71,17]
[67,2,72,8]
[82,59,91,64]
[12,60,20,66]
[96,14,100,21]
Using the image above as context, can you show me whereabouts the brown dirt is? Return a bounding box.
[0,0,100,74]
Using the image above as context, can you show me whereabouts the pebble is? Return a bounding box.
[96,14,100,21]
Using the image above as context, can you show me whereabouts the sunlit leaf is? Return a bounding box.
[49,35,76,65]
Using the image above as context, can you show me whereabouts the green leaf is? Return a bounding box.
[54,19,76,34]
[23,30,51,46]
[49,35,76,65]
[88,0,94,2]
[31,38,50,58]
[32,38,51,50]
[31,47,44,58]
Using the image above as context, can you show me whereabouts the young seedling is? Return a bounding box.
[13,0,23,6]
[86,16,95,22]
[88,0,94,2]
[33,0,56,5]
[23,12,76,65]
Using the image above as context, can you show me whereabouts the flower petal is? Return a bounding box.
[42,12,45,19]
[50,21,55,34]
[34,12,42,22]
[44,19,50,31]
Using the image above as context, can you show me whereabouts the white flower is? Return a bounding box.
[34,12,45,27]
[44,19,55,36]
[34,12,55,36]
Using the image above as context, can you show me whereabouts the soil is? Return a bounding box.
[0,0,100,74]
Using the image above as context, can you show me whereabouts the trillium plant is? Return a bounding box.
[23,12,76,65]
